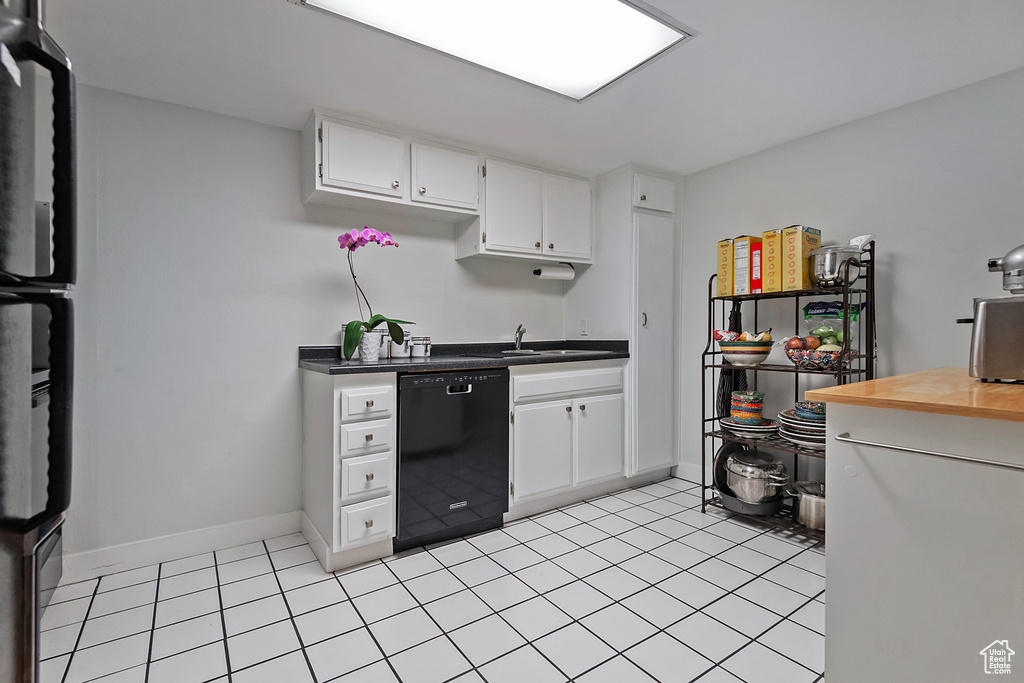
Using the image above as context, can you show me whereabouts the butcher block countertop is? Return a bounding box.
[805,367,1024,423]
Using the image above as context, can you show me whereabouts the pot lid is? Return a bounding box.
[726,451,787,478]
[792,481,825,497]
[812,245,862,255]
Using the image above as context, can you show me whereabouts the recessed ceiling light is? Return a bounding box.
[288,0,697,101]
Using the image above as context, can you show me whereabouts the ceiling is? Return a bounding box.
[46,0,1024,177]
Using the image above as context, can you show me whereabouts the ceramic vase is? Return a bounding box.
[358,331,383,363]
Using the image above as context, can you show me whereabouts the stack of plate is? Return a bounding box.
[777,409,825,450]
[720,416,779,437]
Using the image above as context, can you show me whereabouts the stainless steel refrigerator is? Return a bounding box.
[0,1,76,681]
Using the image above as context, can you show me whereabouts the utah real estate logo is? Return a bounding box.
[980,640,1014,675]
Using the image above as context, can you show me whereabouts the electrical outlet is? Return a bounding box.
[579,318,589,336]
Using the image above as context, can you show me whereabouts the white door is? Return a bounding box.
[484,159,543,254]
[574,394,624,486]
[411,143,479,209]
[513,400,573,501]
[633,174,676,213]
[543,175,592,260]
[634,213,676,474]
[321,121,406,198]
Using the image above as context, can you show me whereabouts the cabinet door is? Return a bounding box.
[484,159,543,254]
[632,173,676,213]
[543,175,592,260]
[321,121,406,198]
[513,400,573,501]
[411,143,479,209]
[574,394,624,486]
[634,213,676,474]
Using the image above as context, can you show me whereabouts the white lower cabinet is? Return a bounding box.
[337,495,394,549]
[574,394,624,486]
[513,400,574,500]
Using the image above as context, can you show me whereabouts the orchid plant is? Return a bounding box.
[339,227,413,360]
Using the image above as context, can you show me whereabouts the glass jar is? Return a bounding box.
[409,336,431,357]
[390,336,412,358]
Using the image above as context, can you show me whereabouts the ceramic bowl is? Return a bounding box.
[785,348,842,371]
[719,341,772,367]
[794,401,826,421]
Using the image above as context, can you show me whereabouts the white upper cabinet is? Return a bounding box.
[321,121,406,198]
[411,143,479,210]
[483,159,544,254]
[543,175,592,261]
[633,173,676,213]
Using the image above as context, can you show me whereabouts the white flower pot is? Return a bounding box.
[358,331,383,363]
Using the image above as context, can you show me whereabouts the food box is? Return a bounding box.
[733,236,762,295]
[781,225,822,291]
[761,229,783,293]
[717,238,734,296]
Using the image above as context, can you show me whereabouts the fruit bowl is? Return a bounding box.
[786,348,843,371]
[718,340,773,366]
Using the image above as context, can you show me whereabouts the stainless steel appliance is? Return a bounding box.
[1,1,76,680]
[395,369,509,552]
[960,244,1024,382]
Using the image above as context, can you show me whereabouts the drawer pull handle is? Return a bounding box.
[392,180,400,189]
[565,406,572,413]
[640,194,647,201]
[366,473,375,482]
[835,432,1024,473]
[534,241,541,248]
[365,434,374,442]
[366,399,374,408]
[580,404,586,411]
[419,186,427,195]
[365,519,374,529]
[548,243,554,249]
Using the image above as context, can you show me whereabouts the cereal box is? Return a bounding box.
[761,229,783,293]
[781,225,822,291]
[717,239,734,297]
[733,235,762,296]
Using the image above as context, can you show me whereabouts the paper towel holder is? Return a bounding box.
[533,263,575,279]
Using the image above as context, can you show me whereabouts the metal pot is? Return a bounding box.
[788,481,826,530]
[725,451,789,504]
[812,245,863,288]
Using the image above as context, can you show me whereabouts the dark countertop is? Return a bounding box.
[299,340,628,375]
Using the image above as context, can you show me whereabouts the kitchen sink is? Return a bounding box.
[500,349,540,355]
[535,349,610,355]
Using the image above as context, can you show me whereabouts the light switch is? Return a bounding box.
[579,319,589,336]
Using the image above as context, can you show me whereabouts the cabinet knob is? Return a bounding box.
[392,180,400,189]
[418,186,426,195]
[366,472,375,482]
[548,243,554,249]
[365,519,374,529]
[565,406,572,413]
[642,312,648,327]
[366,399,374,408]
[365,434,374,442]
[580,404,586,411]
[640,194,647,201]
[535,242,541,248]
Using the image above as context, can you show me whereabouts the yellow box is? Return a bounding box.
[761,229,783,293]
[733,236,762,296]
[717,239,734,297]
[781,225,822,291]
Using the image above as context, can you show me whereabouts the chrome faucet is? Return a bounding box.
[514,324,527,351]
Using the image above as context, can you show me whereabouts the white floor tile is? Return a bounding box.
[763,563,827,597]
[217,555,272,586]
[450,613,527,665]
[276,561,333,592]
[293,600,363,645]
[269,544,317,571]
[641,498,687,517]
[352,583,417,624]
[576,654,656,682]
[551,548,612,578]
[403,568,465,604]
[533,510,584,533]
[789,599,825,635]
[448,556,508,587]
[467,529,519,554]
[637,482,680,498]
[581,603,658,652]
[38,654,70,683]
[148,643,228,683]
[514,561,577,594]
[666,612,749,662]
[64,632,150,683]
[617,526,671,552]
[388,635,472,683]
[534,623,616,678]
[264,532,306,553]
[657,571,727,609]
[625,632,714,682]
[423,589,493,632]
[159,566,218,600]
[614,489,659,506]
[305,627,384,682]
[161,553,214,578]
[679,530,736,555]
[621,587,695,628]
[759,619,826,673]
[625,549,689,582]
[81,664,147,682]
[489,544,546,573]
[428,539,484,567]
[232,650,313,683]
[589,495,634,514]
[646,517,698,540]
[77,603,153,649]
[49,580,98,606]
[223,594,289,637]
[692,666,745,682]
[215,541,265,565]
[718,545,781,575]
[672,509,724,530]
[39,622,81,660]
[332,660,398,683]
[587,537,644,564]
[151,612,223,661]
[660,478,699,492]
[664,491,703,508]
[502,519,552,543]
[284,577,348,615]
[155,587,221,627]
[688,557,757,592]
[705,520,761,544]
[478,644,567,683]
[742,534,804,560]
[89,582,157,619]
[788,549,826,576]
[472,573,537,611]
[584,566,648,600]
[98,566,159,593]
[545,581,614,619]
[722,642,818,683]
[387,550,445,581]
[337,563,399,597]
[227,619,299,671]
[368,606,442,655]
[617,506,664,525]
[703,594,782,638]
[525,533,580,559]
[735,577,809,617]
[499,596,572,641]
[562,502,610,523]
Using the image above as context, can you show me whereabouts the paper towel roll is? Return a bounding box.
[533,264,575,280]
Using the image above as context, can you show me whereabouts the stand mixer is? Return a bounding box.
[961,243,1024,382]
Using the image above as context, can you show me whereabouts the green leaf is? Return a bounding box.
[387,321,404,344]
[343,320,365,360]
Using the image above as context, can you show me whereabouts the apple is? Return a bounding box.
[820,335,839,347]
[786,337,806,350]
[804,336,821,350]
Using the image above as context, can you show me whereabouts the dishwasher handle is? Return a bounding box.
[446,383,473,395]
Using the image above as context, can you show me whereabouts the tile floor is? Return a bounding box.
[40,478,825,683]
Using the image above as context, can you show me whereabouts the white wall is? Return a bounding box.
[65,85,566,555]
[678,67,1024,473]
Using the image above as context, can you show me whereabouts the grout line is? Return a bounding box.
[141,563,162,683]
[211,543,233,683]
[260,540,317,682]
[57,577,101,683]
[332,569,404,682]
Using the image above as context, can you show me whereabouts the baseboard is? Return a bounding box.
[62,511,301,584]
[673,460,708,486]
[505,469,672,522]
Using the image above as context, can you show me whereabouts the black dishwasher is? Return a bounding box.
[395,369,509,552]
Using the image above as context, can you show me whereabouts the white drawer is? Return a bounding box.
[633,173,676,213]
[340,418,392,456]
[340,451,393,504]
[337,496,393,550]
[513,367,624,402]
[340,384,394,423]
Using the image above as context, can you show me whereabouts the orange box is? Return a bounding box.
[761,229,783,292]
[781,225,822,291]
[733,235,762,296]
[717,239,734,296]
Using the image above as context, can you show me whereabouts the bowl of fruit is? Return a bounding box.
[716,330,774,367]
[785,331,845,370]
